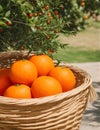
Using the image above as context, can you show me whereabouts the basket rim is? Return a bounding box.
[0,62,92,105]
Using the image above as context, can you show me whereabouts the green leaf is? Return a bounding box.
[0,5,3,12]
[0,20,6,26]
[23,2,33,10]
[5,11,11,17]
[3,17,10,22]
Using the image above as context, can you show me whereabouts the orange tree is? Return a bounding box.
[77,0,100,20]
[0,0,96,53]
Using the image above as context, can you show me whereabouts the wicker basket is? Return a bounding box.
[0,51,97,130]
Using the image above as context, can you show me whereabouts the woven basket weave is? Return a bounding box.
[0,51,97,130]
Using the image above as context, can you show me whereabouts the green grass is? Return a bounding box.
[53,19,100,63]
[53,46,100,63]
[88,18,100,29]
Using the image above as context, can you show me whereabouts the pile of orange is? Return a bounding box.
[0,54,76,99]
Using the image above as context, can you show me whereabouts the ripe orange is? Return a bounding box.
[27,13,33,18]
[4,84,32,99]
[31,76,62,98]
[29,54,54,76]
[81,1,85,7]
[9,59,38,86]
[0,68,12,95]
[6,21,12,26]
[84,15,89,20]
[49,66,76,92]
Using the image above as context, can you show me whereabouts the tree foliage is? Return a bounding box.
[0,0,99,53]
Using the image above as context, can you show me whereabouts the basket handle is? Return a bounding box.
[89,85,98,103]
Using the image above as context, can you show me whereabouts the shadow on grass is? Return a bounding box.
[82,82,100,125]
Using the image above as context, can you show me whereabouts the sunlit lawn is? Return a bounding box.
[53,46,100,63]
[53,19,100,63]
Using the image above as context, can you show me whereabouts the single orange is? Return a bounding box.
[49,66,76,92]
[31,76,62,98]
[9,60,38,86]
[84,15,89,20]
[29,54,54,76]
[0,68,12,95]
[4,84,32,99]
[81,1,85,7]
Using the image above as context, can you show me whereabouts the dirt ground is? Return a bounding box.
[59,27,100,50]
